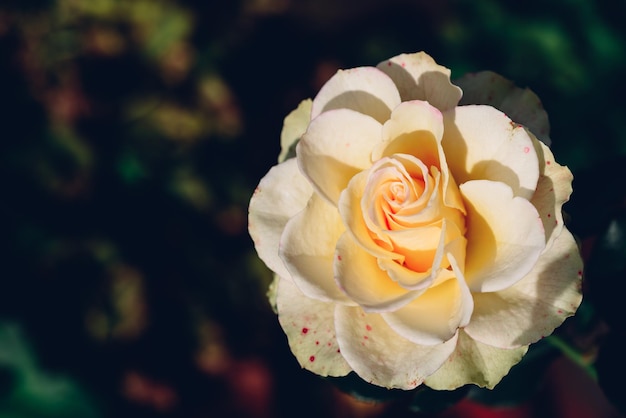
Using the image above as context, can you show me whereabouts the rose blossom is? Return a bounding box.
[249,52,582,390]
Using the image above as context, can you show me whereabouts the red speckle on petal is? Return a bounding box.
[365,324,372,331]
[547,213,551,218]
[327,342,331,347]
[401,62,406,67]
[337,255,342,261]
[557,309,563,314]
[524,146,530,153]
[546,161,551,165]
[363,336,368,340]
[337,349,341,353]
[309,356,315,362]
[387,61,392,66]
[315,341,319,345]
[578,270,583,276]
[302,328,309,334]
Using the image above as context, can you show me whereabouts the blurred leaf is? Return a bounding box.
[594,331,626,415]
[150,102,208,142]
[168,167,213,211]
[0,321,101,418]
[102,1,193,61]
[117,152,149,185]
[545,334,597,381]
[585,211,626,331]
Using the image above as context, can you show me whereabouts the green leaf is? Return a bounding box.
[0,321,102,418]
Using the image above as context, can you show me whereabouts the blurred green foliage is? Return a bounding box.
[0,322,101,418]
[0,0,625,417]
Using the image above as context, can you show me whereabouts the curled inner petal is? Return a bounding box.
[363,155,435,240]
[341,149,466,281]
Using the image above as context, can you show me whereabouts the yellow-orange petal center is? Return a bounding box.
[359,153,465,277]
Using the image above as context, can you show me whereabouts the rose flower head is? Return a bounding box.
[249,52,582,390]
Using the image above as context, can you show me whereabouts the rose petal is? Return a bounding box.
[339,170,400,260]
[334,232,424,312]
[280,193,355,304]
[385,223,445,272]
[249,159,313,280]
[530,136,573,251]
[279,99,312,162]
[424,329,528,390]
[455,71,551,146]
[461,180,546,292]
[381,253,473,345]
[267,274,279,313]
[376,218,465,291]
[376,52,462,111]
[465,228,583,348]
[297,109,383,204]
[373,102,465,214]
[277,276,352,377]
[377,258,440,291]
[311,67,401,123]
[378,100,444,160]
[335,306,458,389]
[361,155,438,245]
[442,105,540,200]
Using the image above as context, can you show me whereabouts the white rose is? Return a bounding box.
[249,52,582,390]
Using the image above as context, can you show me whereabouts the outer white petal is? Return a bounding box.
[335,306,458,389]
[530,136,574,252]
[381,253,473,346]
[376,52,462,111]
[280,193,355,304]
[249,159,313,279]
[442,105,540,200]
[334,232,423,312]
[461,180,545,292]
[454,71,551,146]
[311,67,401,123]
[279,99,312,162]
[277,276,352,377]
[297,109,383,204]
[465,228,583,348]
[424,330,528,390]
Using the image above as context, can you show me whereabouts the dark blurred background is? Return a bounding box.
[1,1,625,417]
